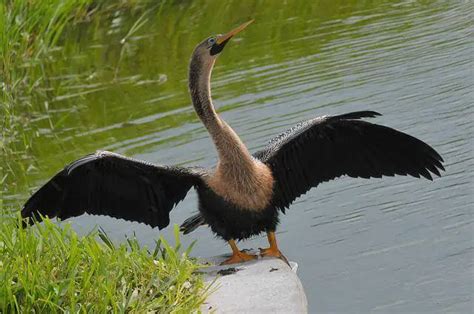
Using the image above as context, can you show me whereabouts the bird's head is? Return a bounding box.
[191,20,253,63]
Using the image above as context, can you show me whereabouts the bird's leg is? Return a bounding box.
[221,239,257,265]
[259,231,290,265]
[259,231,281,257]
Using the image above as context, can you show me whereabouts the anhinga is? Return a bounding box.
[22,20,444,265]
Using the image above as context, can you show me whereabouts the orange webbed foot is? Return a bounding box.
[221,250,258,265]
[259,247,282,258]
[260,231,291,266]
[259,247,290,266]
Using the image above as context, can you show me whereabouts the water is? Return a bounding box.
[5,0,473,312]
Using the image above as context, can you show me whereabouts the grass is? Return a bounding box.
[0,213,209,312]
[1,0,83,201]
[0,0,160,202]
[1,0,94,151]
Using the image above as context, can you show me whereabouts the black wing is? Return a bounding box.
[22,151,204,229]
[253,111,444,212]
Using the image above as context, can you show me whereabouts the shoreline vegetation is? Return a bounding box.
[1,0,163,202]
[0,216,209,312]
[1,1,208,312]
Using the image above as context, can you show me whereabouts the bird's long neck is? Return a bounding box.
[187,53,274,210]
[188,56,255,175]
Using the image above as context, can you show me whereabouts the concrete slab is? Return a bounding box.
[200,251,308,313]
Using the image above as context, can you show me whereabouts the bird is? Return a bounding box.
[21,20,444,265]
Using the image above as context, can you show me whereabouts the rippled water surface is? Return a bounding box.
[5,0,473,312]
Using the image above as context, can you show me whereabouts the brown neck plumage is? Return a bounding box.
[188,54,254,171]
[188,51,274,210]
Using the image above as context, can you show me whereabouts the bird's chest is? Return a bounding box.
[204,162,274,211]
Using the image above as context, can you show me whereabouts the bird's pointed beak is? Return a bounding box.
[216,19,254,45]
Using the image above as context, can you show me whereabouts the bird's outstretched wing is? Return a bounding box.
[253,111,444,212]
[22,151,205,229]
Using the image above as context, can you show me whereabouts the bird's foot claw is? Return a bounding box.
[221,251,257,265]
[259,247,290,266]
[259,247,282,258]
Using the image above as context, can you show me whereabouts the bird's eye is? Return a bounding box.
[208,37,216,46]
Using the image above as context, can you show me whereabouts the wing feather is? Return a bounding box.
[254,111,444,211]
[22,151,204,229]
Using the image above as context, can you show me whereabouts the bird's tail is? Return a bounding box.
[180,213,205,234]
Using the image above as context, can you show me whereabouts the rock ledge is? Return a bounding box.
[200,252,307,313]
